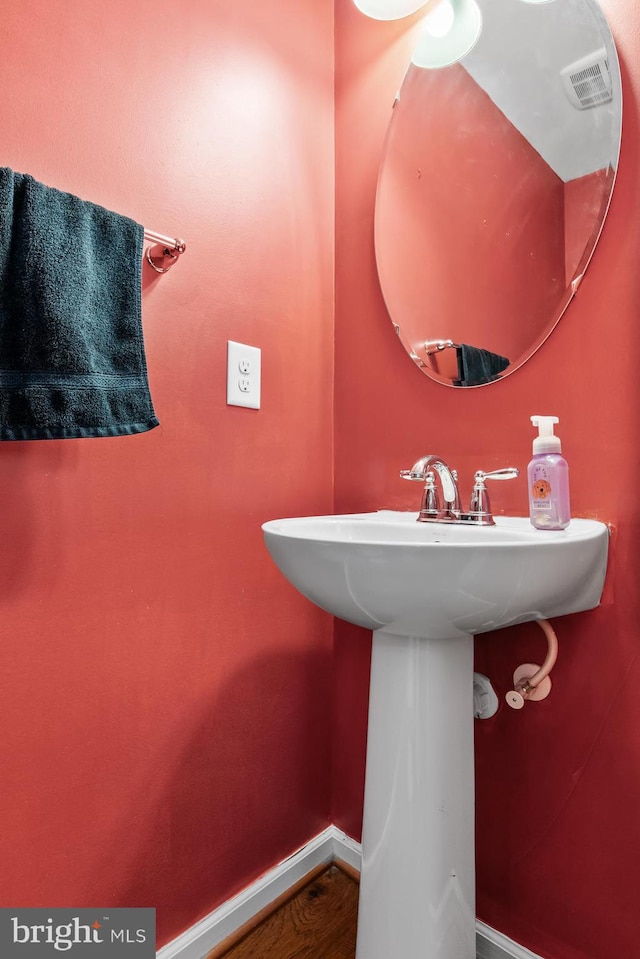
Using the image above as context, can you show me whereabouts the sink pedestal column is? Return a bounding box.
[355,630,476,959]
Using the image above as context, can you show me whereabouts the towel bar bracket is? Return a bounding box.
[144,231,186,274]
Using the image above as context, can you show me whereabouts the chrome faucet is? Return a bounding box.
[400,455,461,522]
[400,455,519,525]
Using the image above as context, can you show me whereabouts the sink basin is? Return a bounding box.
[262,509,609,959]
[263,510,609,638]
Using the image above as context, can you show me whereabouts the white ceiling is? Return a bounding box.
[460,0,621,182]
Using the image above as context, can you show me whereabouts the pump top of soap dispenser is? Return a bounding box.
[531,415,561,454]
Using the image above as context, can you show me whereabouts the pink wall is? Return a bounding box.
[0,0,334,948]
[334,1,640,957]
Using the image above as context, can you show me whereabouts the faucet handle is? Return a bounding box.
[400,469,440,517]
[477,468,520,482]
[468,467,519,520]
[420,471,439,517]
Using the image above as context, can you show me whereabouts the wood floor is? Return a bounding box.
[211,864,359,959]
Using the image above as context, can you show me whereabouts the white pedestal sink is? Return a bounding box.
[262,511,609,959]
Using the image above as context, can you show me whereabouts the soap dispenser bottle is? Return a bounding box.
[528,415,570,530]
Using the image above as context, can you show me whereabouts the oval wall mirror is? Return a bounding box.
[375,0,622,387]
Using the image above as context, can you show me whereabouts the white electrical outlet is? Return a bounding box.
[227,341,261,409]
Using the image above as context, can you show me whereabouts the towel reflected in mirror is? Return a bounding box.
[454,343,510,387]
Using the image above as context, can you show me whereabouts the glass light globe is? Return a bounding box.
[412,0,482,69]
[352,0,427,21]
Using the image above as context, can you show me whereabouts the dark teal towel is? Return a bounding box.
[455,343,510,387]
[0,168,159,440]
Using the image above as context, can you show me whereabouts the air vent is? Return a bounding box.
[560,49,612,110]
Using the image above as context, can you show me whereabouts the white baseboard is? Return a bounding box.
[156,827,543,959]
[476,921,545,959]
[156,825,356,959]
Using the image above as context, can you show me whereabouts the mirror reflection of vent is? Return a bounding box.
[561,49,612,110]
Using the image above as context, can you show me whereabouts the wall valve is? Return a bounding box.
[473,672,499,719]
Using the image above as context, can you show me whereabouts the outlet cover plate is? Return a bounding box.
[227,341,261,409]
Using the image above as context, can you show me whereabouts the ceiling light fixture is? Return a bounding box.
[352,0,427,21]
[411,0,482,69]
